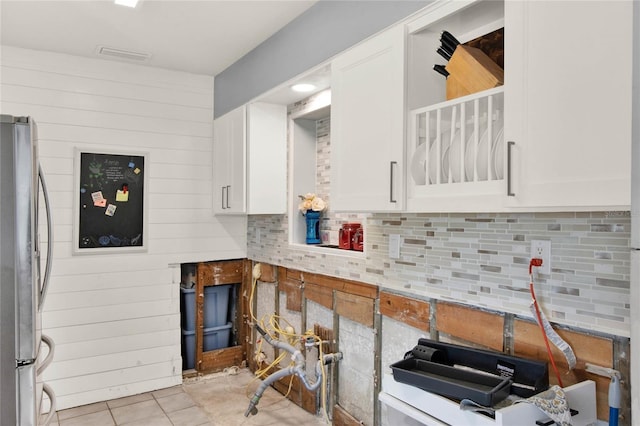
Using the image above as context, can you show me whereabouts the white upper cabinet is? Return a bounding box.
[330,24,405,212]
[405,0,506,212]
[213,105,245,214]
[505,0,632,210]
[246,103,287,214]
[405,0,632,212]
[213,102,287,215]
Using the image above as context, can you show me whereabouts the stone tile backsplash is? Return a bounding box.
[248,211,631,337]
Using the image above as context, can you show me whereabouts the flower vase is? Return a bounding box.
[305,211,321,244]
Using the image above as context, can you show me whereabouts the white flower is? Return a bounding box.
[298,193,326,214]
[311,197,325,211]
[299,199,312,212]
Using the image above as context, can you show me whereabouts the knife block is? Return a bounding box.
[445,45,504,100]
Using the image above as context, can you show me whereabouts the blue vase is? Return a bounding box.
[305,211,321,244]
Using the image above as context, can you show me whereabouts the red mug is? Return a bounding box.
[352,227,363,251]
[339,223,361,250]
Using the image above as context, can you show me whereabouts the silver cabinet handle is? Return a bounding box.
[507,141,515,197]
[389,161,397,203]
[221,186,226,209]
[226,185,231,209]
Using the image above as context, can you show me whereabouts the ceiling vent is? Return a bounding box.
[96,46,151,63]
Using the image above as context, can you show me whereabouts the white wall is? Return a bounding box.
[0,46,247,410]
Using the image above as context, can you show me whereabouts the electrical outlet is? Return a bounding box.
[389,234,401,259]
[530,240,551,275]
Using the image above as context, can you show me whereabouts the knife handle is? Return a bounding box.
[436,48,451,61]
[433,64,449,78]
[442,30,461,47]
[440,38,457,57]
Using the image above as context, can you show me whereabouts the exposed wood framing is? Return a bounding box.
[279,265,302,312]
[195,259,245,373]
[514,318,613,421]
[271,366,321,415]
[379,291,430,332]
[436,302,504,351]
[272,374,302,406]
[305,282,333,310]
[241,260,252,370]
[283,268,378,328]
[284,268,378,327]
[273,271,280,362]
[301,384,317,414]
[258,263,278,283]
[242,262,628,424]
[286,268,377,299]
[199,345,244,372]
[314,324,336,354]
[336,291,375,328]
[197,259,243,286]
[249,264,311,413]
[263,351,323,415]
[333,404,363,426]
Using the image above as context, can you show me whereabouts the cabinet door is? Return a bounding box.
[505,0,632,210]
[331,25,405,212]
[246,103,287,214]
[212,111,228,214]
[213,106,246,214]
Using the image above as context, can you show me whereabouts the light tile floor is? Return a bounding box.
[49,369,329,426]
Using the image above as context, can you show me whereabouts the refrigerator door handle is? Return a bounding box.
[40,383,57,426]
[37,334,55,376]
[38,165,53,311]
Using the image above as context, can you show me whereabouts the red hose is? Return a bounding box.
[529,259,564,388]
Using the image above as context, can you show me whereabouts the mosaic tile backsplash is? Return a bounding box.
[248,211,630,337]
[248,91,631,338]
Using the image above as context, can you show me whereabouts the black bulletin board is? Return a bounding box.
[75,150,147,253]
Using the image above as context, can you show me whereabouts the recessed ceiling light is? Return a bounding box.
[291,83,316,93]
[115,0,139,8]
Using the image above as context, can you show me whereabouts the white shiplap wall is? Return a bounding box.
[0,46,247,410]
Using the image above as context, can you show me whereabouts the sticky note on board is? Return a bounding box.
[94,198,107,207]
[105,204,117,216]
[134,168,141,175]
[91,191,104,203]
[116,190,129,202]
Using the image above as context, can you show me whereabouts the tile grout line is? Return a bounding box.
[108,404,118,426]
[151,389,176,426]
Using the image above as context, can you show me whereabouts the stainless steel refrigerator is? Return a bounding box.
[1,115,56,425]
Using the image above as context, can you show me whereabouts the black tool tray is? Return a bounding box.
[391,338,549,406]
[390,357,512,407]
